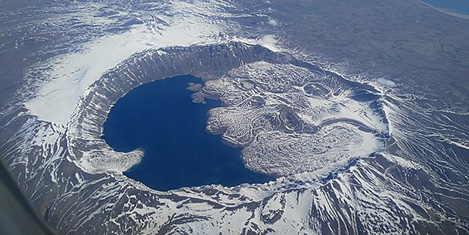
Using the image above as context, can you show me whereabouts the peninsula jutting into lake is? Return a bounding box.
[103,75,274,191]
[1,0,468,233]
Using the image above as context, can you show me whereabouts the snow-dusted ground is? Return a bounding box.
[203,61,388,176]
[1,0,468,234]
[24,0,239,125]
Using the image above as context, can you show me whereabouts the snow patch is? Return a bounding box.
[233,34,281,52]
[268,19,278,26]
[376,78,396,87]
[25,1,230,125]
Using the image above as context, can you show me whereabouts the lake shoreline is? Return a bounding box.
[417,0,469,20]
[103,75,275,191]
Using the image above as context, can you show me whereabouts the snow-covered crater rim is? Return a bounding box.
[65,42,390,189]
[65,42,292,174]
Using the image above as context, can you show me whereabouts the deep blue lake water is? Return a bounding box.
[102,75,274,191]
[422,0,469,16]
